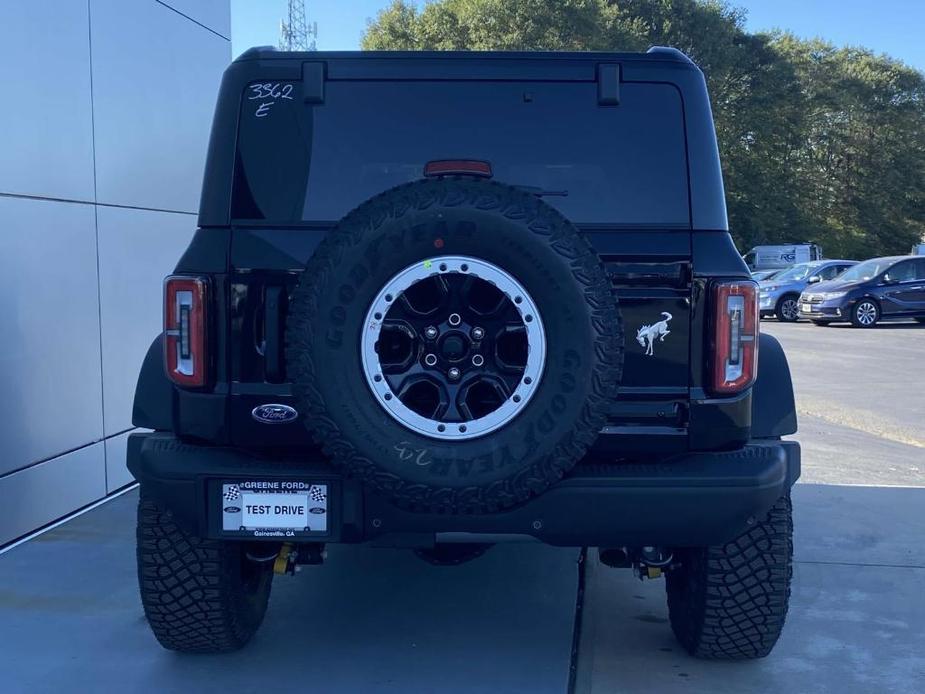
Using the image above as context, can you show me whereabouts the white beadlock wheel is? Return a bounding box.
[361,255,546,441]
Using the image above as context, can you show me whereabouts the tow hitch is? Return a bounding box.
[271,543,326,575]
[599,546,674,580]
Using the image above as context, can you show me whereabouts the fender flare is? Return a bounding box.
[751,333,797,437]
[132,334,173,430]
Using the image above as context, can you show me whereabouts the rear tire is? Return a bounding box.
[137,491,274,653]
[666,495,793,659]
[850,300,880,328]
[775,295,800,322]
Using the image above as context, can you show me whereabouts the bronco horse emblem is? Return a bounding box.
[636,312,672,356]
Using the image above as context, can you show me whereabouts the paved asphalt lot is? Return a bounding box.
[578,319,925,693]
[0,319,922,693]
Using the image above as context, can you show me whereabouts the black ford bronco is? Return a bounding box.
[129,47,800,659]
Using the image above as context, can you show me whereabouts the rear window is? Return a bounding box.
[233,79,689,226]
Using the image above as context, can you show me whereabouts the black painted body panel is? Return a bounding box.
[133,49,798,489]
[129,432,799,548]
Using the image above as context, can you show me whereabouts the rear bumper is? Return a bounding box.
[799,305,844,319]
[128,432,800,548]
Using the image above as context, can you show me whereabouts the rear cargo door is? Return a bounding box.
[228,58,692,450]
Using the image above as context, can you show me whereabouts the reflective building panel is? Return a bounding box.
[0,443,107,547]
[0,0,230,546]
[90,0,230,212]
[159,0,231,38]
[0,197,104,475]
[97,206,195,435]
[0,1,95,201]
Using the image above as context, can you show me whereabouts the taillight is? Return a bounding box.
[711,280,758,395]
[164,276,208,387]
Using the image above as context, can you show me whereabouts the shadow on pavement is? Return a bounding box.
[576,483,925,694]
[4,484,923,694]
[761,319,924,329]
[0,490,579,694]
[826,321,925,329]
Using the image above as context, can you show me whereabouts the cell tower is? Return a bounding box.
[279,0,318,51]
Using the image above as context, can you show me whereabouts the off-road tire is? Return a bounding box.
[286,177,622,514]
[666,495,793,659]
[137,492,274,653]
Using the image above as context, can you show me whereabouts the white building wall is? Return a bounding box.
[0,0,230,545]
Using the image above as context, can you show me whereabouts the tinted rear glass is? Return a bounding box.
[235,80,690,226]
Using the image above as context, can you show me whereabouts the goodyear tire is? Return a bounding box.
[286,178,623,513]
[137,491,274,653]
[666,495,793,659]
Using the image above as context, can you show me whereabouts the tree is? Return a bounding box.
[363,0,925,257]
[363,0,637,51]
[363,0,420,50]
[772,36,925,256]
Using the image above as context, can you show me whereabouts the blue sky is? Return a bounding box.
[231,0,925,72]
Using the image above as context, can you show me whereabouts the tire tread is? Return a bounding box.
[666,495,793,659]
[136,494,272,653]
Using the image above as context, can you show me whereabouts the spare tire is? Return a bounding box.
[287,178,622,513]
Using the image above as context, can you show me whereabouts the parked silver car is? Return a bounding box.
[758,259,857,321]
[751,269,782,282]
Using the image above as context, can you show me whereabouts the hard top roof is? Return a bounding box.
[234,46,696,66]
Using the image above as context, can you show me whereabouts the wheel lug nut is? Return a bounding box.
[424,326,438,340]
[448,313,462,326]
[471,327,484,340]
[448,367,461,380]
[471,354,485,367]
[424,354,438,367]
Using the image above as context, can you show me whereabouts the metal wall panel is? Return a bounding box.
[0,1,94,201]
[158,0,231,38]
[97,206,194,435]
[0,197,104,476]
[0,443,106,546]
[105,432,136,492]
[90,0,230,212]
[0,0,229,546]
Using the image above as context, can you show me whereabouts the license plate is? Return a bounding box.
[221,481,328,538]
[802,303,813,313]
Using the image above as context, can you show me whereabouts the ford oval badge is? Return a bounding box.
[251,403,298,424]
